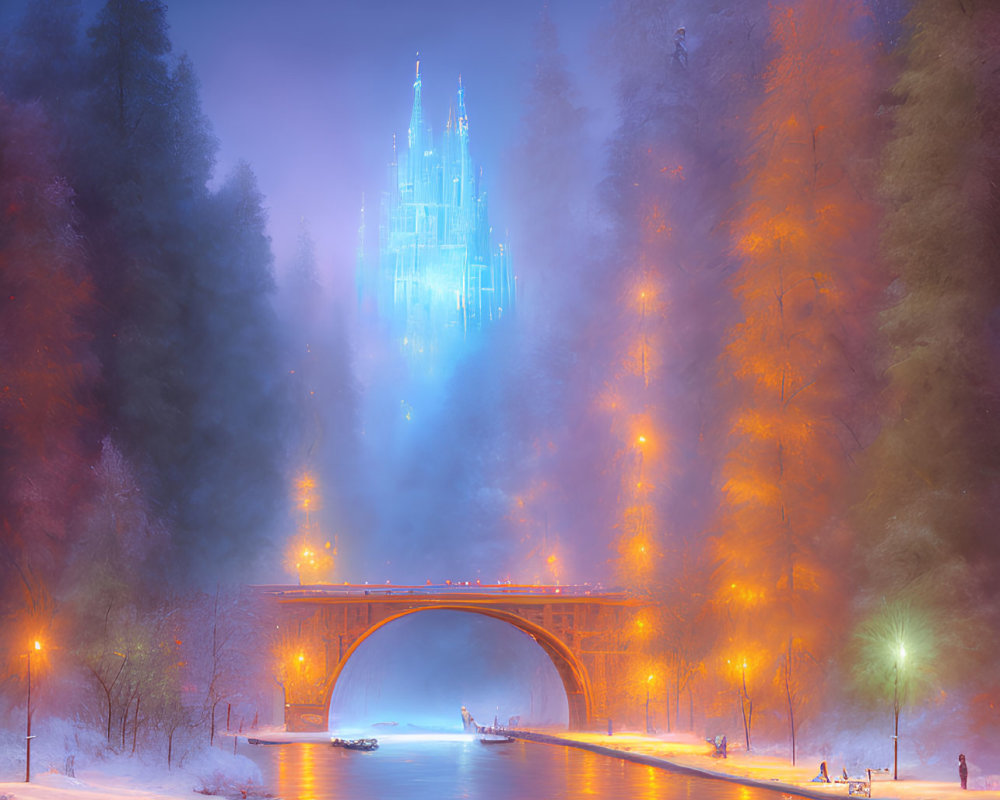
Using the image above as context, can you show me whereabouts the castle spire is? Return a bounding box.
[408,54,424,153]
[456,74,468,135]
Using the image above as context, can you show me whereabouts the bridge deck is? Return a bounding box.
[256,583,633,604]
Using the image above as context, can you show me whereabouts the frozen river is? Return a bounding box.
[246,735,801,800]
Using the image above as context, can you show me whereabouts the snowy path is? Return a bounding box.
[512,730,1000,800]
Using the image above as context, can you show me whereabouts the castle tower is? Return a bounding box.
[366,63,515,366]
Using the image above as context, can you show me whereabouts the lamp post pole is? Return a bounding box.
[25,640,40,783]
[893,662,899,780]
[645,674,653,734]
[740,660,751,753]
[25,646,31,783]
[893,644,905,780]
[645,685,650,734]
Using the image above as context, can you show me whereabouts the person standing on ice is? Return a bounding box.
[959,754,968,789]
[672,26,688,68]
[461,706,475,732]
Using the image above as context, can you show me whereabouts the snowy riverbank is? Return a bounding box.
[0,718,266,800]
[513,730,1000,800]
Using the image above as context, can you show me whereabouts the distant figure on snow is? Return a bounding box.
[959,754,968,790]
[812,761,831,783]
[707,734,727,758]
[673,26,688,68]
[461,706,474,732]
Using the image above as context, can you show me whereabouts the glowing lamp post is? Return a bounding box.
[732,658,752,752]
[645,674,654,734]
[636,434,648,482]
[25,639,40,783]
[893,643,906,780]
[296,652,307,691]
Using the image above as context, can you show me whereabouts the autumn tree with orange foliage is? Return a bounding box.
[713,0,882,762]
[603,0,772,731]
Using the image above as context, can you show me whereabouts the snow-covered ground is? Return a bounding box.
[0,718,265,800]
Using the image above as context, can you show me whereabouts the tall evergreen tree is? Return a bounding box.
[167,160,291,582]
[850,0,1000,743]
[1,0,85,112]
[503,8,610,584]
[0,96,98,669]
[79,0,291,585]
[87,0,171,146]
[277,219,361,580]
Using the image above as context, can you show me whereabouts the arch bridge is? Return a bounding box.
[258,583,647,732]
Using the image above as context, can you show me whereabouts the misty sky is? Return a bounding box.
[3,0,615,280]
[151,0,615,584]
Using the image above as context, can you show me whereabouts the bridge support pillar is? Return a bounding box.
[567,690,589,730]
[285,703,328,732]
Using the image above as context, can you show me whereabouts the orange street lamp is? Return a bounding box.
[25,639,41,782]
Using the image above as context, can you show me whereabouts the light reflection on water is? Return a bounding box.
[248,737,801,800]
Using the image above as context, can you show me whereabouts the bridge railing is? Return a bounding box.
[254,582,628,599]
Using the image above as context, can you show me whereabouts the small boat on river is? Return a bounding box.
[331,737,379,751]
[478,733,515,745]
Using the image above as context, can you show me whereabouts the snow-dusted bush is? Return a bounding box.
[0,714,106,781]
[188,746,268,799]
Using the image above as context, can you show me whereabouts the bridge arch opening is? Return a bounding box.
[325,607,585,732]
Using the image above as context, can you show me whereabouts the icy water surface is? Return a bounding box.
[246,734,802,800]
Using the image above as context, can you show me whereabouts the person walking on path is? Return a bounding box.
[959,754,968,789]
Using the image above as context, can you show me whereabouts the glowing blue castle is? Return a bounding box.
[360,62,515,362]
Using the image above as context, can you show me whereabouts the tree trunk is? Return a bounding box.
[674,666,683,731]
[665,689,671,734]
[105,688,113,742]
[688,686,694,731]
[740,668,753,752]
[131,695,140,755]
[784,644,796,765]
[121,699,129,749]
